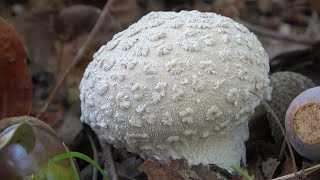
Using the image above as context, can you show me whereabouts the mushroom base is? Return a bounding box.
[155,122,249,172]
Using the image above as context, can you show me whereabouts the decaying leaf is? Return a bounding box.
[138,159,228,180]
[0,17,32,119]
[138,159,183,180]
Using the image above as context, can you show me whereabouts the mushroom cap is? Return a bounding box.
[268,71,316,143]
[80,11,271,170]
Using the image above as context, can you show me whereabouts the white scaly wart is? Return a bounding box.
[79,10,271,172]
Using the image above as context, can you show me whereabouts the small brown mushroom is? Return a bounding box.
[285,86,320,161]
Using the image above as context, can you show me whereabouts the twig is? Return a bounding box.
[87,132,99,180]
[250,91,298,179]
[278,140,286,161]
[272,163,320,180]
[99,138,119,180]
[236,19,316,45]
[36,0,115,118]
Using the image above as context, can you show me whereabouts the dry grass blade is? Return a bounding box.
[250,91,298,179]
[36,0,115,118]
[87,132,99,180]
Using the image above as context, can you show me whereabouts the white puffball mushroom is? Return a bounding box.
[79,10,271,172]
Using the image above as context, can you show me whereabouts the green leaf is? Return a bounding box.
[24,163,75,180]
[49,151,109,180]
[230,165,254,180]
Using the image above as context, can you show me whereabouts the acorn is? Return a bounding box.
[268,71,316,143]
[285,87,320,161]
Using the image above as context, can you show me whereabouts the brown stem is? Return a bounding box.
[37,0,115,118]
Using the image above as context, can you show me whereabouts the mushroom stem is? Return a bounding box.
[160,122,249,172]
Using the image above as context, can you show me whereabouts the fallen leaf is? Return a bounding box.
[138,159,183,180]
[261,158,280,179]
[138,159,230,180]
[0,17,32,119]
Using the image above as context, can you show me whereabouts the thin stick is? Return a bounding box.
[278,140,286,160]
[250,91,298,179]
[36,0,115,118]
[237,19,315,45]
[272,163,320,180]
[87,132,99,180]
[99,139,119,180]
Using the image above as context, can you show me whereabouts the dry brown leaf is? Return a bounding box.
[138,159,230,180]
[138,159,183,180]
[261,158,280,179]
[0,17,32,119]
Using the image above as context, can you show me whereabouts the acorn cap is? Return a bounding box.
[268,71,316,143]
[285,86,320,161]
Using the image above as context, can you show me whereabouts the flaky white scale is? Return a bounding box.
[80,10,271,172]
